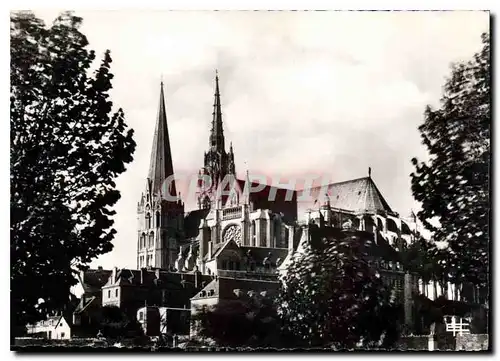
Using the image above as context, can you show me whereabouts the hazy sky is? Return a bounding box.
[34,10,489,270]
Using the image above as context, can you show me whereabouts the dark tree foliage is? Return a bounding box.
[401,236,435,285]
[192,292,282,348]
[410,33,490,292]
[276,230,401,350]
[10,11,136,334]
[99,306,143,340]
[400,235,449,298]
[413,293,485,334]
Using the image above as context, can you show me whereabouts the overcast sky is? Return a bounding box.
[34,10,489,270]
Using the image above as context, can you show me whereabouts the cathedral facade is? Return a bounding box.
[137,73,296,277]
[136,72,416,303]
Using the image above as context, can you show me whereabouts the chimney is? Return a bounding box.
[112,267,117,283]
[194,267,201,289]
[97,266,103,271]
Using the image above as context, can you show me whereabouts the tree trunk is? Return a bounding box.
[433,280,438,300]
[443,280,449,299]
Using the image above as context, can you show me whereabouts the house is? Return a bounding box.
[190,276,280,337]
[72,267,112,337]
[26,315,72,340]
[136,306,191,336]
[101,267,210,318]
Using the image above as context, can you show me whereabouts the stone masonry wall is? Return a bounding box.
[455,334,489,351]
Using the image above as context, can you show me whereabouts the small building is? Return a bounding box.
[137,306,161,337]
[190,276,280,337]
[26,315,72,340]
[72,267,112,337]
[102,267,209,318]
[136,306,191,336]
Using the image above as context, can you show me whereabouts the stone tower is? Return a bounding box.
[137,82,184,270]
[197,71,236,210]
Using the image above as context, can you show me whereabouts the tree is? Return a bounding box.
[192,291,282,348]
[401,235,435,291]
[10,11,136,335]
[277,229,401,349]
[401,235,448,299]
[99,306,143,341]
[410,33,490,296]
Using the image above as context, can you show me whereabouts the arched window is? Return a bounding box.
[146,213,152,229]
[251,221,256,245]
[364,216,374,233]
[140,233,146,248]
[387,218,398,233]
[401,221,411,235]
[156,212,161,228]
[149,233,154,248]
[260,220,267,247]
[274,218,281,247]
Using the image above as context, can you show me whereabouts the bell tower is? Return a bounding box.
[137,81,184,270]
[197,71,236,209]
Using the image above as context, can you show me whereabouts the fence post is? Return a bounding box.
[428,334,436,351]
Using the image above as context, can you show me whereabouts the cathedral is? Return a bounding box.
[136,73,298,277]
[135,72,418,313]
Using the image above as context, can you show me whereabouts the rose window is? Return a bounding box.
[223,224,242,244]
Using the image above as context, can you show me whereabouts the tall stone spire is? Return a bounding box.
[198,71,236,210]
[209,70,225,151]
[148,81,177,199]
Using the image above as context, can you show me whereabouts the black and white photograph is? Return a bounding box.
[10,8,491,352]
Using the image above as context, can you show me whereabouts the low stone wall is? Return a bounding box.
[394,333,456,351]
[455,334,489,351]
[436,333,456,350]
[393,336,428,350]
[14,337,107,348]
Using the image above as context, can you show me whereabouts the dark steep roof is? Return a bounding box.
[191,277,279,301]
[203,241,227,261]
[299,176,393,214]
[104,268,209,290]
[79,269,112,294]
[184,208,210,239]
[235,179,297,221]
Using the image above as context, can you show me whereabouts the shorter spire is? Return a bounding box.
[368,167,372,178]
